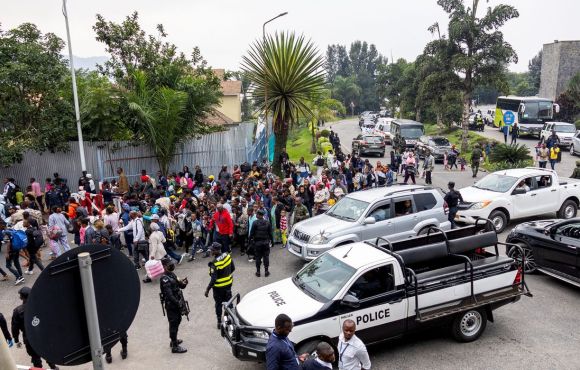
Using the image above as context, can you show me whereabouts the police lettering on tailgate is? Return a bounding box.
[356,308,390,325]
[268,291,286,306]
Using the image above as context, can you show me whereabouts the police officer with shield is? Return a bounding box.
[160,257,189,354]
[204,242,235,329]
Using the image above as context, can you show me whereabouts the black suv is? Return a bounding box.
[415,136,452,162]
[506,218,580,287]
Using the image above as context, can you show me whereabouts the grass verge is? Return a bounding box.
[287,125,317,163]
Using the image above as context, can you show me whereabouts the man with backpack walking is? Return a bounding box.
[313,151,325,178]
[0,221,25,285]
[23,219,44,275]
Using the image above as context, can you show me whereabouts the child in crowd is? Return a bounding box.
[279,209,288,246]
[443,151,449,171]
[458,155,467,171]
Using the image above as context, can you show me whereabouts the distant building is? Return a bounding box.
[208,69,242,124]
[539,40,580,101]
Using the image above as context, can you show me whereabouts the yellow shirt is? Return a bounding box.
[550,147,560,160]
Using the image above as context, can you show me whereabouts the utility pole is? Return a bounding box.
[62,0,86,171]
[262,12,288,163]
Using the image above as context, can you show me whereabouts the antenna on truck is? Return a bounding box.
[343,246,353,258]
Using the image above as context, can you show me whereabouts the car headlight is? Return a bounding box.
[470,201,491,210]
[244,330,270,340]
[308,249,322,257]
[309,233,330,245]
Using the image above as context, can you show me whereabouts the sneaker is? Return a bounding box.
[187,256,195,262]
[169,339,183,348]
[255,271,261,277]
[15,277,25,285]
[143,277,152,283]
[171,345,187,354]
[135,265,142,270]
[0,275,8,281]
[196,249,203,254]
[120,348,127,360]
[265,270,270,277]
[105,353,112,364]
[248,258,255,263]
[178,255,185,265]
[25,270,33,275]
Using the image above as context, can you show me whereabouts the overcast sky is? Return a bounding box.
[2,0,578,72]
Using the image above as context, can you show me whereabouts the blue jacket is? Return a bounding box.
[301,359,330,370]
[266,332,300,370]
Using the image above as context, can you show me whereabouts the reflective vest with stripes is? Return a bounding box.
[210,253,233,288]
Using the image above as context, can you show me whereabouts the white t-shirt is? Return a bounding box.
[338,333,371,370]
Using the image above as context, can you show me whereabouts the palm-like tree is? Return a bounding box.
[127,70,189,175]
[242,32,326,174]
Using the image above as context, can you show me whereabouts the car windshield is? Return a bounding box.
[555,125,575,133]
[327,197,369,221]
[401,127,424,138]
[473,174,519,193]
[364,136,383,143]
[431,138,450,146]
[293,253,356,301]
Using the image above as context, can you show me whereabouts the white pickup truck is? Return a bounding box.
[221,224,531,362]
[456,168,580,232]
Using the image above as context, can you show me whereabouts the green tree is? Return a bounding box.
[127,71,189,175]
[241,32,326,174]
[331,76,361,113]
[93,12,222,170]
[437,0,519,151]
[307,92,345,152]
[527,50,542,94]
[0,23,74,166]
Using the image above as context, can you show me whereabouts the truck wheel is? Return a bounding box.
[296,339,333,358]
[488,210,508,233]
[558,200,577,219]
[571,144,576,156]
[506,243,537,273]
[451,308,487,342]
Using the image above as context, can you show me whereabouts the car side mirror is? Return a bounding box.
[341,294,360,308]
[512,188,526,195]
[363,217,376,225]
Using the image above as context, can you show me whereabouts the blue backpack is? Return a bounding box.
[10,230,28,250]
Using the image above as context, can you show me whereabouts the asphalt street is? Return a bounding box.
[1,118,580,370]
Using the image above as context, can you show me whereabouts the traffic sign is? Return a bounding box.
[25,245,140,366]
[503,110,516,126]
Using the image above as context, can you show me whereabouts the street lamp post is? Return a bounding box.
[262,12,288,163]
[62,0,86,172]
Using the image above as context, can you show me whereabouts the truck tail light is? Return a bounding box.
[514,267,522,285]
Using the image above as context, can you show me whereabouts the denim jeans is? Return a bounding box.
[189,237,206,255]
[6,253,23,278]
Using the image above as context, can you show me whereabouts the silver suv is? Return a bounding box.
[287,185,451,261]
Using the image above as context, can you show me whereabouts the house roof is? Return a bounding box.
[221,80,242,96]
[203,110,235,126]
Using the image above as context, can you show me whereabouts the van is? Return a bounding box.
[390,119,425,152]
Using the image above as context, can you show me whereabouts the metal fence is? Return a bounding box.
[1,121,266,188]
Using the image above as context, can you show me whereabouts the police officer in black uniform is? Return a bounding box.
[249,209,274,277]
[444,181,464,229]
[204,242,235,329]
[160,257,188,354]
[12,287,58,369]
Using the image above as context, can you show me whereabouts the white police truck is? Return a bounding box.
[221,222,532,362]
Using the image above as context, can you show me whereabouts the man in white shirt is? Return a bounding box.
[338,319,371,370]
[118,211,147,269]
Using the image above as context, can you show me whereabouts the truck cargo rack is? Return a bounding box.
[369,220,532,322]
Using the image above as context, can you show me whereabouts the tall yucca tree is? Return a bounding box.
[242,32,326,174]
[127,70,189,175]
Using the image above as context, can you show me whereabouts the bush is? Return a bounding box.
[490,143,532,164]
[320,129,330,137]
[486,159,534,172]
[318,137,329,145]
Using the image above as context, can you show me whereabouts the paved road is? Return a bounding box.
[2,119,580,369]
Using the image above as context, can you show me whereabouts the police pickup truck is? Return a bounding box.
[221,222,532,362]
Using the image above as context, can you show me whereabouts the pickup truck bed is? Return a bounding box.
[371,221,531,321]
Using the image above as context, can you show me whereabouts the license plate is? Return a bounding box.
[292,243,302,253]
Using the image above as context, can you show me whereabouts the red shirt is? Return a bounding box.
[212,209,233,235]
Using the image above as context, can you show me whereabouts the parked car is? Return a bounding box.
[456,168,580,233]
[390,119,425,152]
[374,117,395,143]
[540,122,576,148]
[506,218,580,287]
[288,185,451,261]
[414,135,452,162]
[352,134,385,157]
[570,130,580,156]
[223,225,531,362]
